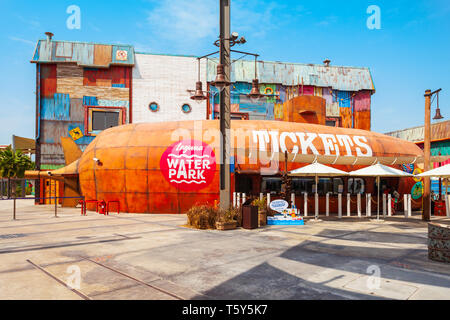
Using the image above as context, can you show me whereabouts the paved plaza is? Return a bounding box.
[0,199,449,300]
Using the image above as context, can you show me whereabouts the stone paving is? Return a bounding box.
[0,199,449,300]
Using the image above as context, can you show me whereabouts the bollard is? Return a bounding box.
[55,196,58,218]
[366,194,371,217]
[267,193,270,207]
[291,193,295,207]
[347,193,351,217]
[236,193,241,208]
[315,193,319,218]
[326,193,329,217]
[388,194,392,216]
[233,192,237,208]
[304,192,308,217]
[338,193,342,218]
[404,194,408,218]
[407,194,412,217]
[357,193,361,217]
[13,197,16,220]
[242,193,246,206]
[382,193,387,217]
[260,193,263,201]
[446,193,450,218]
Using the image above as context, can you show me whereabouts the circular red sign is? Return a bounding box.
[160,140,216,191]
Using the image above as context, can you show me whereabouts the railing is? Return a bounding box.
[0,196,85,220]
[232,192,416,219]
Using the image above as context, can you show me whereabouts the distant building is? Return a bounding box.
[385,120,450,168]
[385,120,450,195]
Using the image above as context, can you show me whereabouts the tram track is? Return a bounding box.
[26,257,185,300]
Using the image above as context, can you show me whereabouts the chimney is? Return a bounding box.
[323,59,330,67]
[45,32,54,44]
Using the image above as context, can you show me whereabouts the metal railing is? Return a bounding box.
[0,196,85,220]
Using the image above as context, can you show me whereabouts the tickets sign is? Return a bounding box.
[160,140,216,191]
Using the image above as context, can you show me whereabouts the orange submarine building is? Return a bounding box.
[27,116,424,214]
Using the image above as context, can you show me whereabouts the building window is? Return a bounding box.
[149,102,159,112]
[348,178,365,194]
[291,177,343,195]
[92,111,120,131]
[181,103,192,113]
[261,177,282,194]
[292,178,313,195]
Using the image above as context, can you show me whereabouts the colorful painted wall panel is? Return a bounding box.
[41,94,71,121]
[354,110,371,131]
[354,90,371,112]
[40,64,57,98]
[340,106,353,128]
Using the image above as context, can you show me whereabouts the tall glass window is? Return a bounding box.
[348,178,365,194]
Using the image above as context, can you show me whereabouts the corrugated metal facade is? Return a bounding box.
[32,40,134,167]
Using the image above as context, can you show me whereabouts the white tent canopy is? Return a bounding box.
[416,163,450,178]
[289,162,348,219]
[349,163,413,220]
[349,163,413,177]
[289,162,349,177]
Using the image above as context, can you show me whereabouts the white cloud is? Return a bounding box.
[9,36,35,46]
[146,0,219,51]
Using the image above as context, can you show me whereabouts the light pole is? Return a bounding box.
[218,0,231,211]
[423,88,442,221]
[190,0,261,211]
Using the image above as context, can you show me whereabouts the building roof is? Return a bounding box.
[206,58,375,92]
[31,39,135,67]
[12,135,35,154]
[384,120,450,143]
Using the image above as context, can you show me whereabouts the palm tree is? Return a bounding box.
[0,146,34,198]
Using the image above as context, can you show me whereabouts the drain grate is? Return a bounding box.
[0,234,27,239]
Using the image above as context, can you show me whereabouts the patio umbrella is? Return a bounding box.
[349,163,413,220]
[416,163,450,178]
[416,163,450,216]
[289,162,349,220]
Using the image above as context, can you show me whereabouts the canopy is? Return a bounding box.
[289,162,348,220]
[348,163,413,177]
[349,163,412,220]
[289,162,349,177]
[416,163,450,178]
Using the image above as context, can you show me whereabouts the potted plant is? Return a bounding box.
[215,208,238,230]
[252,197,268,227]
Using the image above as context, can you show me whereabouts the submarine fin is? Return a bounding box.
[60,137,82,165]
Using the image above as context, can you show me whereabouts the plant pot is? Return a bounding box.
[216,221,237,230]
[258,211,267,227]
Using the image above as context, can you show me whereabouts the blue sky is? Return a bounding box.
[0,0,449,144]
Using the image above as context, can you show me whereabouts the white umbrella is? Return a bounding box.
[417,163,450,216]
[416,163,450,178]
[349,163,413,220]
[289,162,349,219]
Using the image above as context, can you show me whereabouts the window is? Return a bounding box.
[348,178,365,194]
[261,177,282,194]
[149,102,159,112]
[332,178,344,194]
[181,103,192,113]
[292,178,313,194]
[92,111,120,131]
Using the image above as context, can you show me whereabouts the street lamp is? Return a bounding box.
[210,64,230,92]
[247,55,263,102]
[190,58,208,102]
[423,88,443,221]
